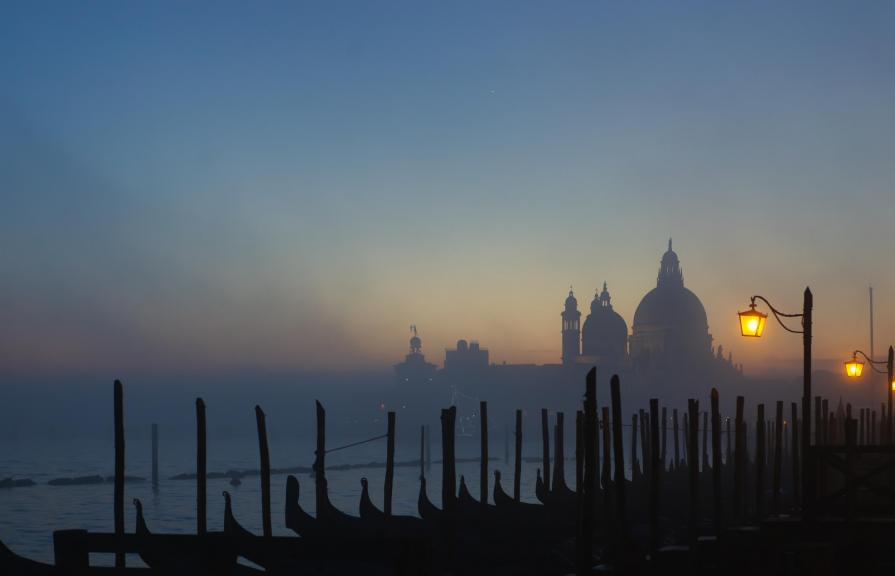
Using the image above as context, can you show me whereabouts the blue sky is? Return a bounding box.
[2,1,894,376]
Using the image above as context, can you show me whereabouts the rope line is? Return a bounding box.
[321,433,388,454]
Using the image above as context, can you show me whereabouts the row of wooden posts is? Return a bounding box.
[117,374,887,570]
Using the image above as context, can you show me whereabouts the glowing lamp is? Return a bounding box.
[891,380,895,392]
[738,304,767,337]
[844,358,864,378]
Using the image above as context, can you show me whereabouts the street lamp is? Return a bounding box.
[844,347,895,443]
[844,354,864,378]
[738,288,812,514]
[738,303,768,337]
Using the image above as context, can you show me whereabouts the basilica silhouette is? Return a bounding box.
[393,240,742,416]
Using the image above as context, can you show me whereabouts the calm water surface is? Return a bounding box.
[0,435,579,564]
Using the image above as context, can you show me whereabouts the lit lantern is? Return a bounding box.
[738,304,767,337]
[844,357,864,378]
[891,380,895,392]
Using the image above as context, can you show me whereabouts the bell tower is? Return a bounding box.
[561,287,581,365]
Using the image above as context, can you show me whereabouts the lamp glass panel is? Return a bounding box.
[844,361,864,378]
[738,310,767,337]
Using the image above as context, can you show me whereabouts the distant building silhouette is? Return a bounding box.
[393,325,437,388]
[392,239,742,415]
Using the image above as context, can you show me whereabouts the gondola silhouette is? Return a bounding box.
[133,498,243,574]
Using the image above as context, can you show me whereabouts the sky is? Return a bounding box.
[2,1,894,380]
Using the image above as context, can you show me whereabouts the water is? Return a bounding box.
[0,436,570,564]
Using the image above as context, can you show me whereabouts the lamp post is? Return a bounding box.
[739,288,812,514]
[844,347,895,443]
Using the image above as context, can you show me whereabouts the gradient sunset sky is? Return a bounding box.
[2,1,893,378]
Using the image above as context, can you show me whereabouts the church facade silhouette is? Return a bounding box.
[393,240,742,415]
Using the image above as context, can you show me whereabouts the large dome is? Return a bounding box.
[630,240,712,364]
[633,285,707,330]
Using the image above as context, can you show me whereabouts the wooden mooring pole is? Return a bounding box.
[385,411,395,516]
[702,411,709,472]
[425,424,431,471]
[610,375,627,543]
[711,389,722,534]
[640,409,650,480]
[113,380,124,569]
[554,412,565,490]
[687,398,699,551]
[480,401,488,505]
[578,368,597,575]
[601,406,612,531]
[773,401,783,515]
[442,407,457,513]
[755,404,765,522]
[315,401,326,520]
[542,408,551,493]
[661,407,668,472]
[151,423,158,490]
[514,409,522,502]
[576,411,584,492]
[791,402,800,508]
[734,396,744,523]
[196,398,207,535]
[256,405,272,537]
[631,413,639,478]
[649,398,660,555]
[673,409,680,470]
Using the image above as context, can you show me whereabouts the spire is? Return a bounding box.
[599,281,612,308]
[409,325,422,354]
[657,239,683,288]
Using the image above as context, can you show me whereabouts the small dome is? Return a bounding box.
[582,283,628,359]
